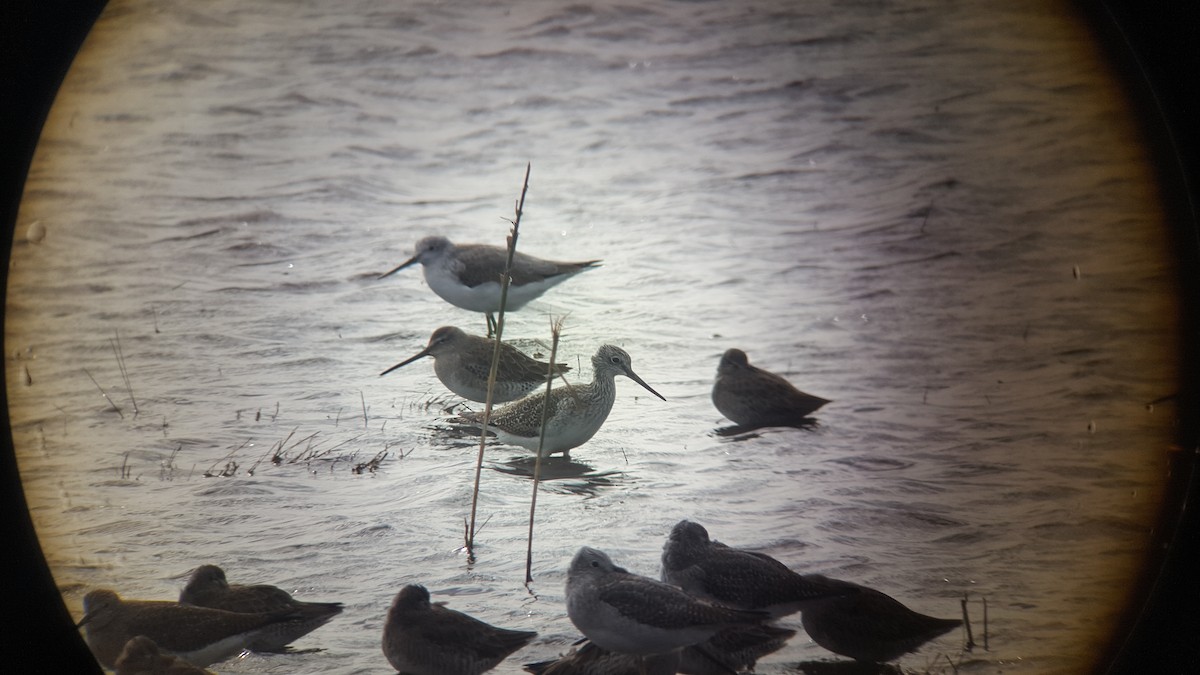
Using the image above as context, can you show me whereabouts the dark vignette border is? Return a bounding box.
[1077,1,1200,673]
[1,0,108,672]
[1,0,1196,672]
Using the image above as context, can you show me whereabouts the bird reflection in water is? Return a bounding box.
[489,456,627,497]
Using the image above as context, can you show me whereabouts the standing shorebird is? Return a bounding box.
[113,636,214,675]
[565,547,768,660]
[712,348,830,430]
[381,584,537,675]
[450,344,665,457]
[77,589,303,669]
[796,575,962,663]
[380,325,570,403]
[660,520,856,619]
[380,235,601,334]
[179,564,343,652]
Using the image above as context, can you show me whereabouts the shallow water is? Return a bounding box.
[5,0,1180,673]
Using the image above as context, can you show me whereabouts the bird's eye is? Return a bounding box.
[610,356,620,364]
[590,560,599,568]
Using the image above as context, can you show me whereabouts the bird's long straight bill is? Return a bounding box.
[379,254,420,279]
[628,370,666,401]
[380,348,430,376]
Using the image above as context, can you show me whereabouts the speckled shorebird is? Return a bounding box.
[380,325,571,403]
[77,589,303,669]
[380,235,601,333]
[676,624,797,675]
[179,564,343,652]
[451,344,665,457]
[113,635,215,675]
[796,575,961,663]
[522,638,679,675]
[382,584,537,675]
[565,547,768,660]
[522,624,794,675]
[660,520,856,619]
[712,348,830,429]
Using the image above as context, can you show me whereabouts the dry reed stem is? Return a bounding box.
[83,367,123,419]
[204,439,251,477]
[160,444,181,481]
[269,428,309,464]
[110,329,139,418]
[294,434,362,463]
[466,163,531,558]
[352,449,389,474]
[982,596,989,650]
[525,316,563,584]
[961,592,975,650]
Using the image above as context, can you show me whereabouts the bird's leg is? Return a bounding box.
[486,312,497,338]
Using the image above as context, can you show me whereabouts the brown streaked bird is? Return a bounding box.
[660,520,857,619]
[113,635,215,675]
[179,564,343,652]
[797,575,962,663]
[565,547,768,661]
[450,344,665,457]
[381,326,570,403]
[522,624,795,675]
[676,624,797,675]
[380,235,600,334]
[711,348,829,429]
[77,589,303,669]
[382,584,537,675]
[522,638,679,675]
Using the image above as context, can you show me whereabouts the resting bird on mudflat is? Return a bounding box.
[77,589,304,669]
[661,520,855,619]
[796,575,962,663]
[565,546,768,661]
[382,584,537,675]
[179,564,343,652]
[711,348,829,430]
[522,638,679,675]
[522,624,796,675]
[113,635,214,675]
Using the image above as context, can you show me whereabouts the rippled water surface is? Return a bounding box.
[6,0,1180,673]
